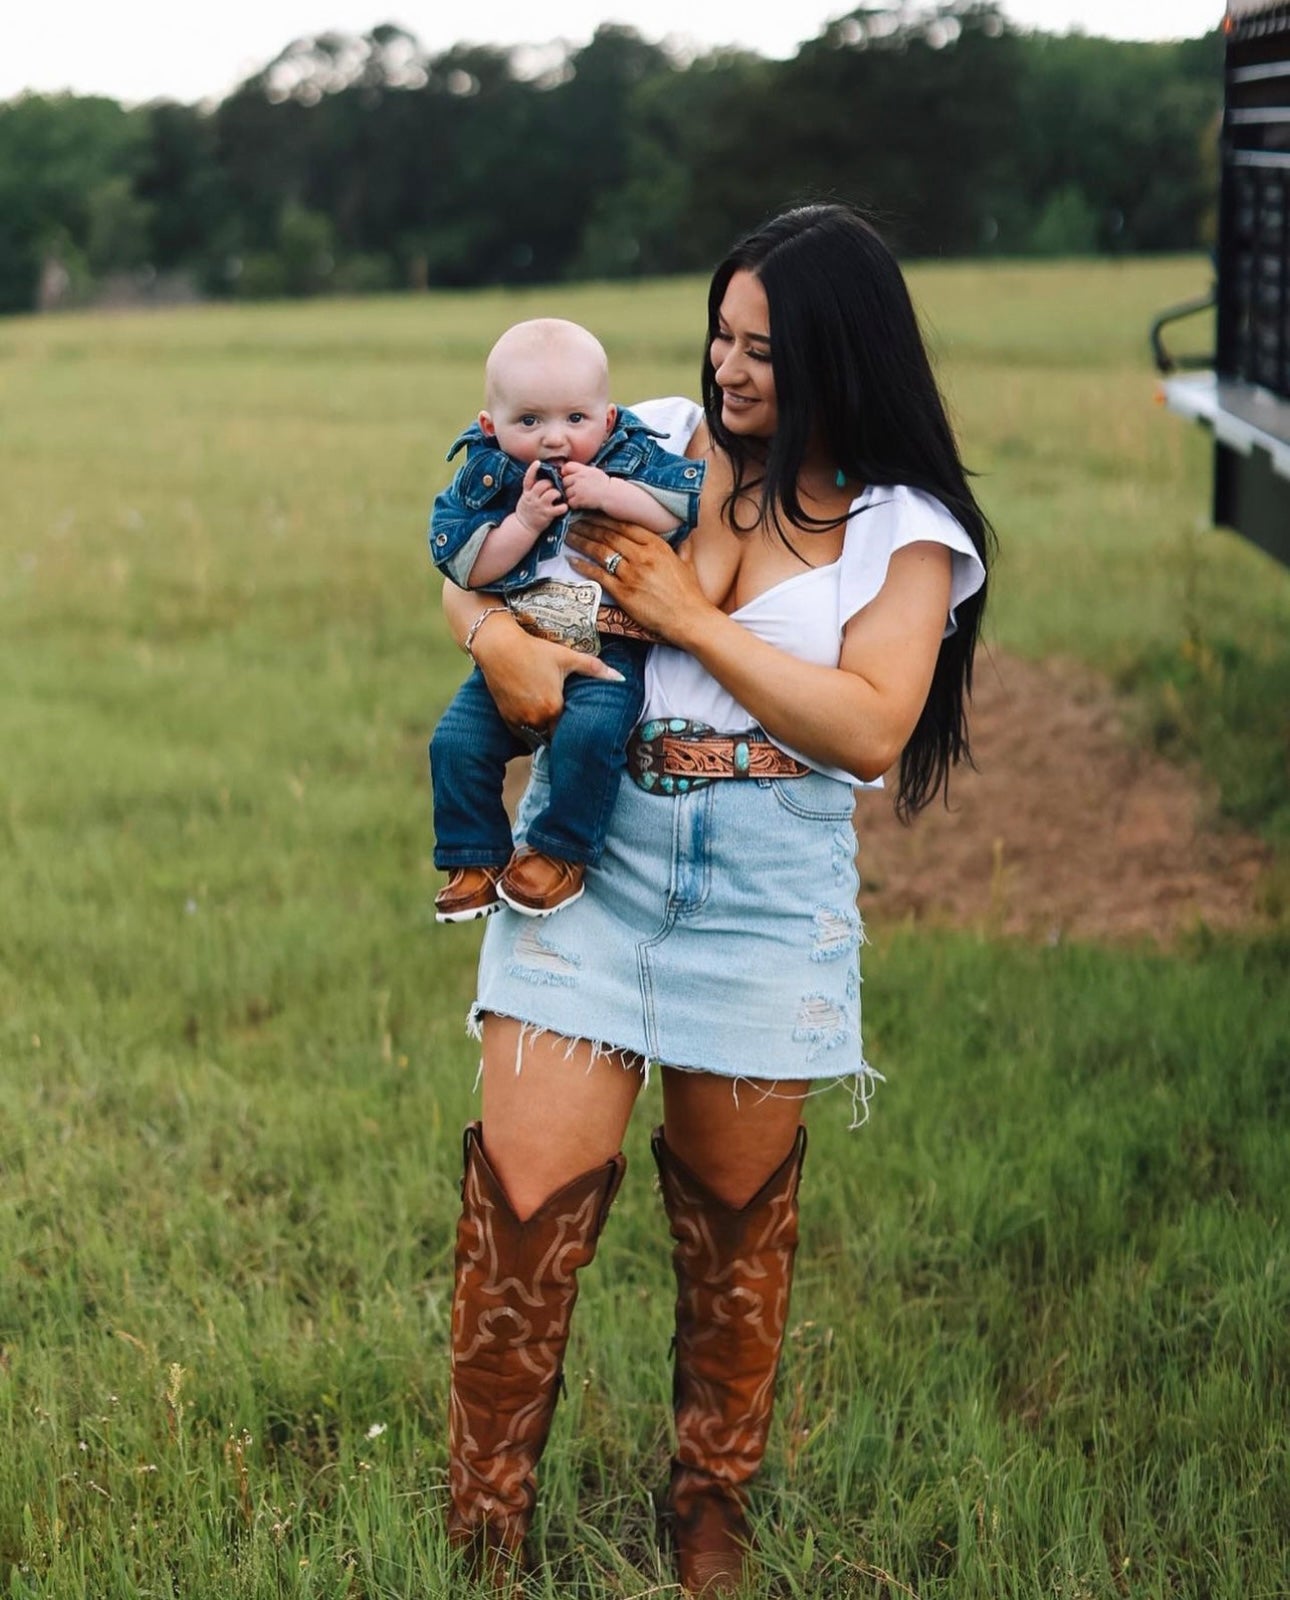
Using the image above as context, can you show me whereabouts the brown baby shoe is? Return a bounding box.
[497,850,586,917]
[435,865,504,923]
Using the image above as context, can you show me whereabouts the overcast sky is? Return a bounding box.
[4,1,1224,106]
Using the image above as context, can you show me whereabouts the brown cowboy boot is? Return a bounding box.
[652,1125,808,1597]
[448,1121,626,1589]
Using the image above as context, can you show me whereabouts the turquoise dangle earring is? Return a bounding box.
[835,468,847,488]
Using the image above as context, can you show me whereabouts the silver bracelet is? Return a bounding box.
[463,606,510,661]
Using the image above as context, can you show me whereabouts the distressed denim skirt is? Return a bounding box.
[473,744,870,1088]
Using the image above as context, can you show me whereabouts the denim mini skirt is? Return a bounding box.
[472,745,877,1104]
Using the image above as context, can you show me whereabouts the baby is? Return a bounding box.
[428,318,704,920]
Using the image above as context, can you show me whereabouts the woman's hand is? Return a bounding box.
[442,582,624,740]
[566,516,714,648]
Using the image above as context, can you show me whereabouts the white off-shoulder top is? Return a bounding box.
[628,397,986,787]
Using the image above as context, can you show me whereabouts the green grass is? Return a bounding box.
[1,261,1289,1597]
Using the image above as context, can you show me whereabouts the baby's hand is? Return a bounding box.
[560,461,613,511]
[515,460,567,535]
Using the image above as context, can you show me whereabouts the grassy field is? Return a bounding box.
[0,259,1288,1598]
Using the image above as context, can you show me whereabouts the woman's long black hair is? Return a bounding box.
[701,202,994,820]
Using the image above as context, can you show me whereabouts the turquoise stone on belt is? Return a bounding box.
[627,714,809,795]
[626,716,722,796]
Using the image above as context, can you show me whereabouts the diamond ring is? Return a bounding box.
[604,551,623,577]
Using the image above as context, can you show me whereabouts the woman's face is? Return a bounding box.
[710,270,777,439]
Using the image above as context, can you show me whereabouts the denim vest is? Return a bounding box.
[428,407,705,594]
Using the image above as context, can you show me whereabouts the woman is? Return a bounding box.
[439,203,991,1596]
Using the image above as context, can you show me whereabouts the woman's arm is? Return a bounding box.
[441,581,626,736]
[565,523,950,782]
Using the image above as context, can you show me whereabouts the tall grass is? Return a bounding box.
[1,261,1288,1597]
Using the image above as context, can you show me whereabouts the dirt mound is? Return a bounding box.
[856,652,1272,944]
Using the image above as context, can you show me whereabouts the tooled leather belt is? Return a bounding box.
[596,605,656,642]
[627,718,811,794]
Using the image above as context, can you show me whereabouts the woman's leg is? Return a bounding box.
[660,1068,808,1207]
[480,1015,645,1219]
[654,1069,811,1597]
[447,1015,645,1583]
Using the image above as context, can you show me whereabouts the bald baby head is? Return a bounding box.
[479,318,616,466]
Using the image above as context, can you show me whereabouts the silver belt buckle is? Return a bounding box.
[507,579,603,655]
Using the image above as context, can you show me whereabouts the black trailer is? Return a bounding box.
[1154,0,1290,565]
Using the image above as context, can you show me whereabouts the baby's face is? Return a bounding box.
[480,349,614,467]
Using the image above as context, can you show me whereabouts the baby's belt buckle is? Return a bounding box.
[507,578,603,655]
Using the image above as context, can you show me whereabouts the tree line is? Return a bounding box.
[0,3,1223,315]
